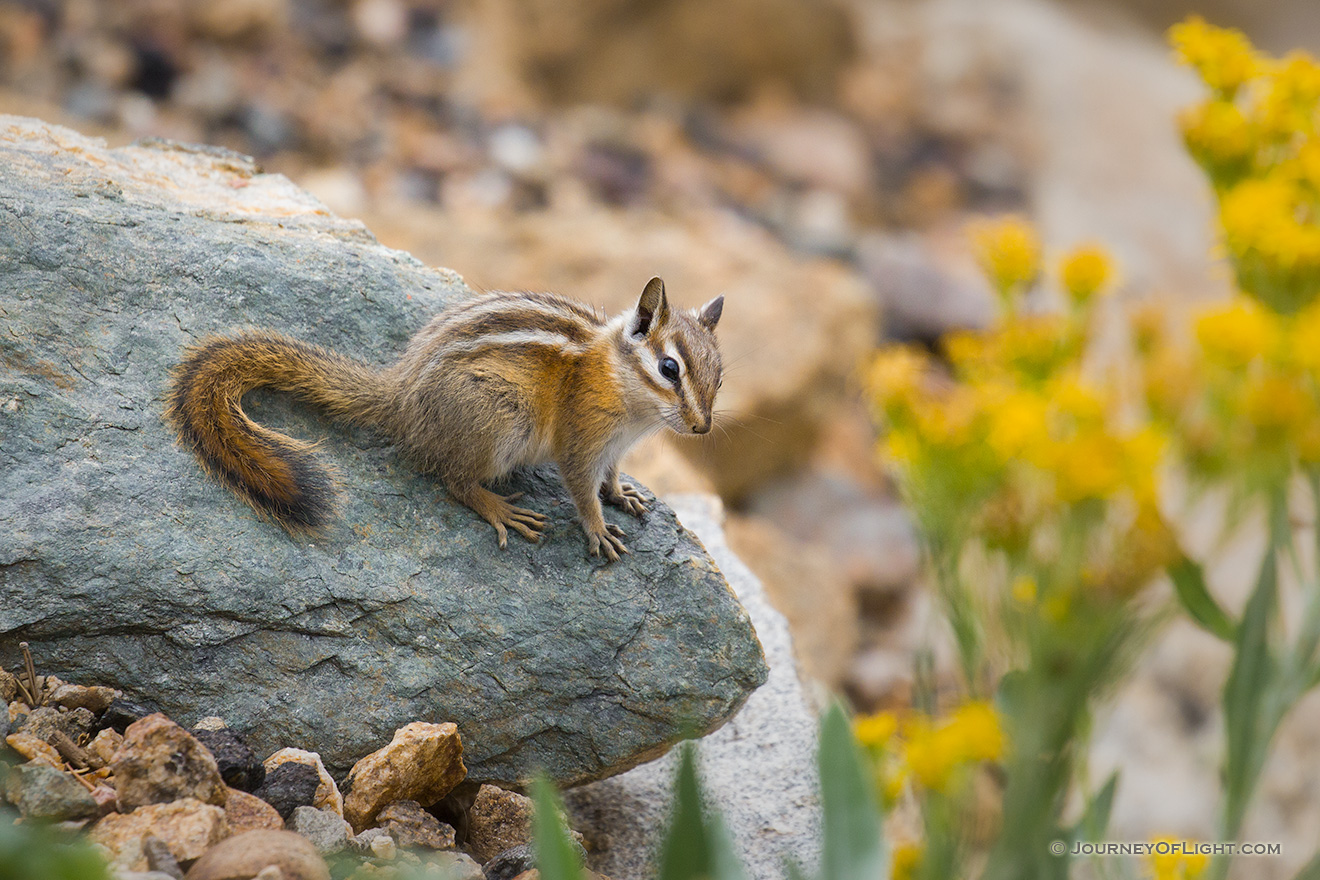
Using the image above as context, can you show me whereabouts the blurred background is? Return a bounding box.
[3,0,1319,871]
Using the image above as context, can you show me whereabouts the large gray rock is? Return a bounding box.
[0,115,767,786]
[566,495,822,880]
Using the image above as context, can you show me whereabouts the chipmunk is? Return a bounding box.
[165,277,723,561]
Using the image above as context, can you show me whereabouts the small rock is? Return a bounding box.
[263,747,339,814]
[424,851,483,880]
[254,761,322,821]
[193,716,228,732]
[193,727,265,792]
[482,845,536,880]
[17,705,96,743]
[143,834,185,880]
[351,827,390,853]
[183,829,329,880]
[99,697,153,734]
[5,731,63,767]
[0,669,17,703]
[376,799,456,850]
[369,834,396,860]
[92,798,228,872]
[343,722,466,833]
[226,786,286,834]
[113,714,228,811]
[48,683,120,714]
[4,763,99,820]
[288,805,352,855]
[466,785,534,864]
[90,784,118,815]
[88,728,124,767]
[8,700,30,724]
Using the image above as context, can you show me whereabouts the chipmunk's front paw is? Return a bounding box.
[586,523,629,562]
[487,492,548,549]
[603,481,647,517]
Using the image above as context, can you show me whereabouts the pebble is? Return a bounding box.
[17,705,96,743]
[376,799,456,850]
[263,747,341,815]
[225,786,287,835]
[253,761,322,821]
[425,851,484,880]
[183,829,329,880]
[0,669,17,703]
[342,721,466,833]
[466,785,534,863]
[48,683,120,714]
[5,730,63,767]
[193,727,265,792]
[112,714,228,811]
[99,697,153,734]
[288,805,352,855]
[369,833,396,860]
[87,727,124,767]
[3,763,99,821]
[91,798,228,872]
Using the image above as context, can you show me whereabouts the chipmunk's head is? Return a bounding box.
[620,276,723,435]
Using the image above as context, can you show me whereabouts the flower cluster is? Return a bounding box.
[1148,837,1209,880]
[855,701,1005,799]
[1172,18,1320,313]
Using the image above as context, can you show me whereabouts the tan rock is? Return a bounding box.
[91,798,228,871]
[376,799,456,850]
[264,748,343,817]
[0,668,16,703]
[5,731,63,767]
[87,728,124,768]
[48,683,120,714]
[225,786,285,835]
[184,829,329,880]
[112,713,228,811]
[343,722,466,833]
[466,784,534,864]
[8,700,29,724]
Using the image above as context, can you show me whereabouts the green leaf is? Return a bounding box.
[1168,555,1235,641]
[657,744,746,880]
[1074,772,1119,842]
[531,776,587,880]
[818,702,888,880]
[1221,547,1279,839]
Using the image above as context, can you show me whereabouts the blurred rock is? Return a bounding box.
[847,646,916,713]
[4,763,99,821]
[466,785,534,864]
[343,722,466,833]
[423,851,484,880]
[143,834,185,880]
[376,799,456,850]
[5,730,62,767]
[857,230,993,343]
[746,469,922,599]
[254,762,322,822]
[112,714,228,811]
[723,515,857,689]
[0,669,15,703]
[190,0,289,42]
[92,798,229,872]
[264,748,342,816]
[100,697,154,734]
[730,102,871,197]
[225,786,286,835]
[352,0,408,47]
[88,728,124,768]
[183,829,329,880]
[288,805,353,855]
[193,727,265,793]
[458,0,854,107]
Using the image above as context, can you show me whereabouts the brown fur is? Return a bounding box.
[165,279,724,560]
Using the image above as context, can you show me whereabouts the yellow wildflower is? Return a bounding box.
[1254,52,1320,141]
[1059,244,1116,306]
[1195,299,1280,366]
[1169,16,1259,95]
[891,842,923,880]
[1242,371,1313,435]
[884,429,920,465]
[1149,837,1210,880]
[1011,574,1038,604]
[1178,99,1254,180]
[1048,373,1108,425]
[1288,301,1320,373]
[870,346,928,412]
[854,712,899,748]
[971,215,1042,303]
[948,701,1006,763]
[1050,431,1126,503]
[913,385,980,448]
[985,389,1050,463]
[1218,175,1320,308]
[902,702,1005,792]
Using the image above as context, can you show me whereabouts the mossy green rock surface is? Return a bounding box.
[0,116,767,785]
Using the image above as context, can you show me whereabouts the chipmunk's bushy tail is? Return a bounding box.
[165,331,391,532]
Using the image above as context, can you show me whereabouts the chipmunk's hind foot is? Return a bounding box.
[449,483,548,549]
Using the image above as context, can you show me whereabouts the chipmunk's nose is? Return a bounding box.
[691,420,711,434]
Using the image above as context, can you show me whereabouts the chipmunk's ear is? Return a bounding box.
[696,294,724,331]
[631,276,669,337]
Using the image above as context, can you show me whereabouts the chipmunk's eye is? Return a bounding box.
[659,357,681,382]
